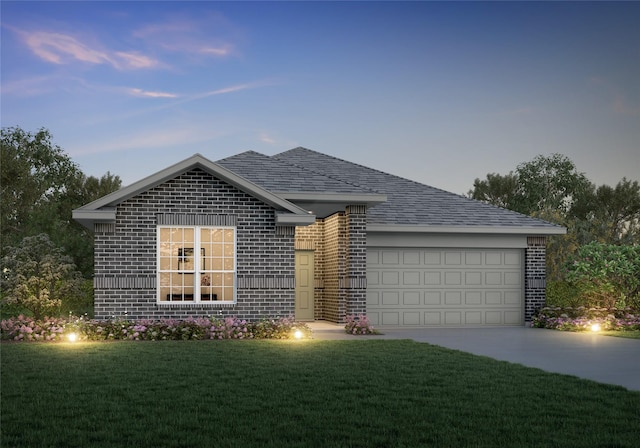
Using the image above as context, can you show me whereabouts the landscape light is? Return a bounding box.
[67,332,78,342]
[293,330,304,339]
[590,323,601,332]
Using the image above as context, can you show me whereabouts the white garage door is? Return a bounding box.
[367,248,524,327]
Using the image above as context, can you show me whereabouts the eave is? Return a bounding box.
[367,224,567,235]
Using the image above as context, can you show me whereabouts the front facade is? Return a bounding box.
[74,148,565,326]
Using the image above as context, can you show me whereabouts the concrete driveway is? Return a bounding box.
[308,322,640,391]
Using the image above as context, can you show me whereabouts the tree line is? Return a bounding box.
[1,127,638,317]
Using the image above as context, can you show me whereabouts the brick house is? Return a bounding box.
[73,148,565,327]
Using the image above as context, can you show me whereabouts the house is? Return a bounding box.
[73,148,565,327]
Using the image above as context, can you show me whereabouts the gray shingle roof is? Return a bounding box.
[217,147,564,230]
[217,151,377,194]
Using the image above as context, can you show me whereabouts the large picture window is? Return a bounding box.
[158,226,236,303]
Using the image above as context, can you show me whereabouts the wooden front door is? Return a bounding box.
[295,251,315,321]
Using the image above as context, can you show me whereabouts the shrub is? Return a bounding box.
[565,242,640,309]
[1,234,86,319]
[546,281,582,308]
[344,314,379,335]
[532,306,640,332]
[0,315,312,342]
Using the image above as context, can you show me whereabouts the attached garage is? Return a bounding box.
[367,247,524,327]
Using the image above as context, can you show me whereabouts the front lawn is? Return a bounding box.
[2,340,639,448]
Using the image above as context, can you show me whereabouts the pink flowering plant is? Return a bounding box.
[532,306,640,331]
[344,314,379,335]
[0,314,311,342]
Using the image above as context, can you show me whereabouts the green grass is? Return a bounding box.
[2,340,639,448]
[600,330,640,339]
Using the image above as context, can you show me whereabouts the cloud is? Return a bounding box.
[259,133,277,145]
[131,16,238,59]
[127,88,178,98]
[17,29,160,70]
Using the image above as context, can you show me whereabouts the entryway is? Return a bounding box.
[295,250,315,321]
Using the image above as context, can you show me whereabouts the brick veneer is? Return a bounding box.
[293,206,368,324]
[525,236,547,321]
[93,169,295,320]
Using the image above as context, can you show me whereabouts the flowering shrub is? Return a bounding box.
[253,315,312,339]
[532,306,640,332]
[344,314,379,335]
[0,315,311,342]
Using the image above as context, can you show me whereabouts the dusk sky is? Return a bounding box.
[2,1,638,196]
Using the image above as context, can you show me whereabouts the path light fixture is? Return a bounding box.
[590,323,601,332]
[67,332,78,342]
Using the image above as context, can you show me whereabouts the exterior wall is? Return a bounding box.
[345,205,367,316]
[294,206,368,323]
[321,213,347,323]
[93,168,295,320]
[524,236,547,321]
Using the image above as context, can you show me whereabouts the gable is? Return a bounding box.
[73,154,315,230]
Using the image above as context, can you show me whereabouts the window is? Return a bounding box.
[158,226,236,303]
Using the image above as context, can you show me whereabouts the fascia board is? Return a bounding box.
[367,224,567,235]
[72,208,116,230]
[276,192,388,205]
[275,212,316,226]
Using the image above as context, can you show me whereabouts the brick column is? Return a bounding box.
[344,205,367,318]
[525,236,547,321]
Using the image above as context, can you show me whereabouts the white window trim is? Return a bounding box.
[157,225,237,305]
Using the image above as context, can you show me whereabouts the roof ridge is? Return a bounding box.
[272,148,383,195]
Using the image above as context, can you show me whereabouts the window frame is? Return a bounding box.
[156,225,237,304]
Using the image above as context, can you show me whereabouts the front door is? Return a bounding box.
[295,251,315,321]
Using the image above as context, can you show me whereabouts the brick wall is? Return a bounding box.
[93,168,295,320]
[345,205,367,316]
[525,236,547,321]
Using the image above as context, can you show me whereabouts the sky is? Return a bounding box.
[2,1,639,196]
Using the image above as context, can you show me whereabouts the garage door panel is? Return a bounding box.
[465,291,482,305]
[382,251,400,265]
[403,251,421,264]
[403,291,420,305]
[465,272,482,285]
[425,272,441,285]
[504,272,521,286]
[382,271,400,285]
[445,252,462,265]
[425,291,441,305]
[381,312,400,326]
[403,312,421,326]
[403,272,421,285]
[368,248,523,327]
[465,311,482,325]
[444,291,462,305]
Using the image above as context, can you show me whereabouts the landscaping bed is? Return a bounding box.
[0,315,312,342]
[532,306,640,332]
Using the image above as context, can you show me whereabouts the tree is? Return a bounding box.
[468,153,639,282]
[1,127,122,277]
[1,234,85,319]
[515,153,594,217]
[1,127,81,246]
[468,172,522,211]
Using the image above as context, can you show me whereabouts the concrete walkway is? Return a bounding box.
[307,322,640,391]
